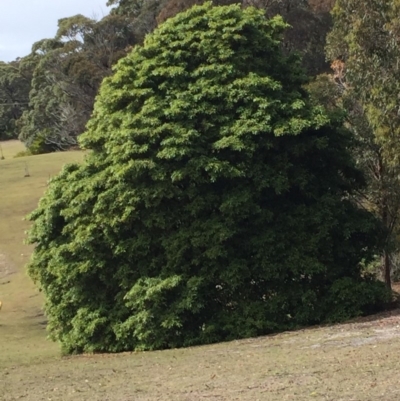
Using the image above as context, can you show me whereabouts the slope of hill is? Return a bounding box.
[0,141,85,369]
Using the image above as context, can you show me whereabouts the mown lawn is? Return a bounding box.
[1,140,400,401]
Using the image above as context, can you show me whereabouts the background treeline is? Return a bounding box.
[0,0,333,151]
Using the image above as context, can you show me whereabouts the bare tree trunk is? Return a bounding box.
[378,154,392,291]
[382,250,391,290]
[381,195,391,290]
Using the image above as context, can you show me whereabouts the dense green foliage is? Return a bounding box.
[27,3,389,354]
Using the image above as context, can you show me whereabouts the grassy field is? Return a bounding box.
[1,140,400,401]
[0,141,85,371]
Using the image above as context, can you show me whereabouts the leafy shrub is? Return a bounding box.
[14,150,32,158]
[27,135,54,155]
[324,277,391,322]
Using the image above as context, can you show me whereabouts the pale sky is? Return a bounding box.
[0,0,111,62]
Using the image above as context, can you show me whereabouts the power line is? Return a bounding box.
[0,102,29,106]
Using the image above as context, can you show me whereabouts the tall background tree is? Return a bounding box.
[156,0,333,75]
[323,0,400,289]
[0,60,31,140]
[17,13,138,153]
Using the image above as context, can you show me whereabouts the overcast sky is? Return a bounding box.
[0,0,111,62]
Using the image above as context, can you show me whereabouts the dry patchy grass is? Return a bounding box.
[2,312,400,401]
[0,140,26,160]
[1,141,400,401]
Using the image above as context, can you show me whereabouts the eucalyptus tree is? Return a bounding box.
[326,0,400,289]
[0,61,31,140]
[157,0,331,75]
[18,13,137,152]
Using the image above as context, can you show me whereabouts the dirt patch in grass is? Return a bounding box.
[0,253,16,280]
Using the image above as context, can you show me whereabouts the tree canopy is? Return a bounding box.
[26,3,389,354]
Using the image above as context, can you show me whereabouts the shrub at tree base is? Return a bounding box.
[27,2,390,354]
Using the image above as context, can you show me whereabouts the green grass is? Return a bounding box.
[1,140,400,401]
[0,141,85,371]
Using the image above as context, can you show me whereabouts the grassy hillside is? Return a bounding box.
[1,140,400,401]
[0,141,86,369]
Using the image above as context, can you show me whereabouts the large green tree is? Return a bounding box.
[27,2,388,354]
